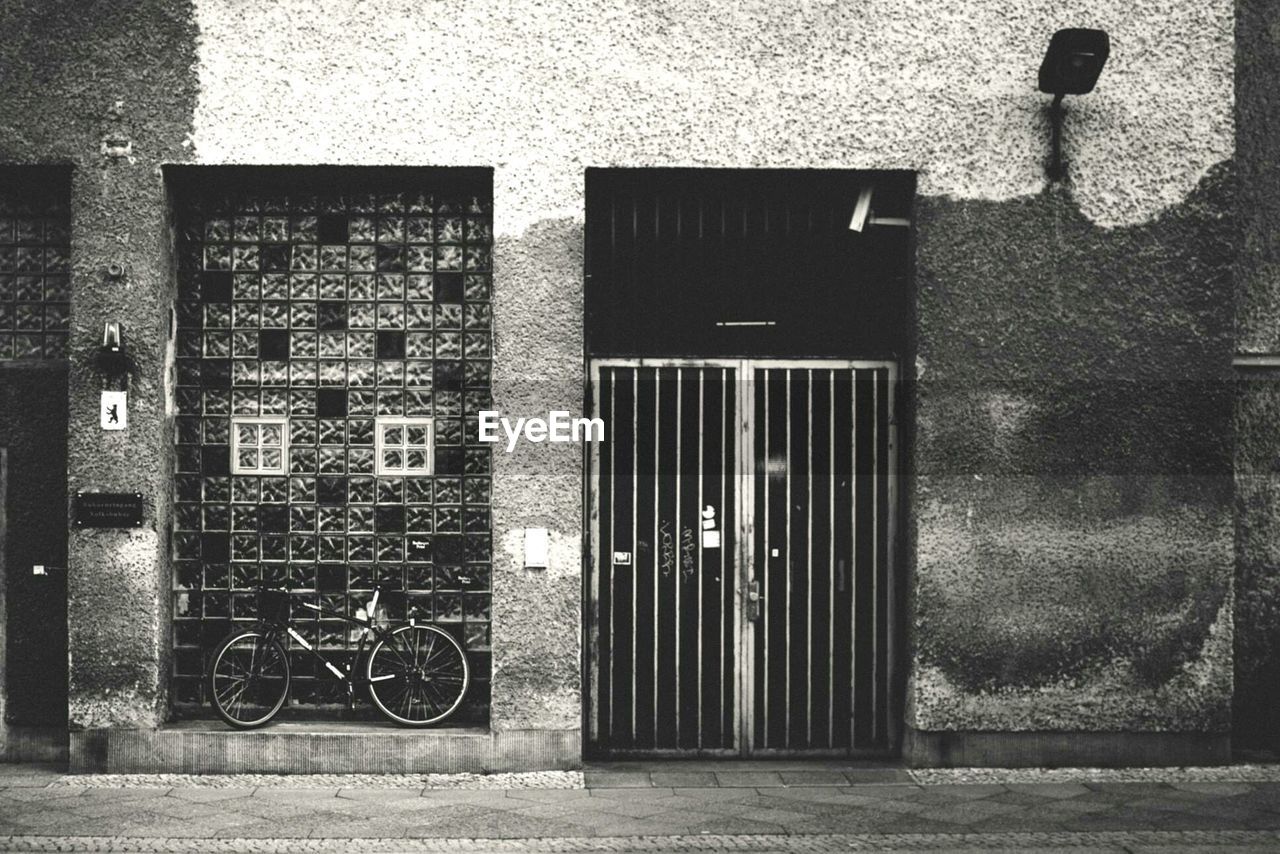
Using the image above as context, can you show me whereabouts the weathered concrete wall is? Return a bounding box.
[911,173,1235,735]
[0,0,199,729]
[190,0,1235,739]
[1233,0,1280,751]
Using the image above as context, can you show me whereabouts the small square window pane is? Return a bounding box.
[383,426,403,446]
[262,449,282,469]
[261,424,282,446]
[238,448,259,469]
[237,424,259,445]
[383,449,404,470]
[407,426,429,446]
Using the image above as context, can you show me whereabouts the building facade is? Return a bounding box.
[0,0,1276,772]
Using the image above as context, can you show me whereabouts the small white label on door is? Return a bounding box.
[702,530,721,549]
[613,551,632,565]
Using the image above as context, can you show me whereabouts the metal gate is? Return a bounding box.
[587,359,897,756]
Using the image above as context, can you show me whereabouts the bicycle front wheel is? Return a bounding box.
[207,629,291,729]
[366,624,470,726]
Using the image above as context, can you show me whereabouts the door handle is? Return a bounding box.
[746,579,763,621]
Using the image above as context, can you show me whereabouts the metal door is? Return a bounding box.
[587,359,896,756]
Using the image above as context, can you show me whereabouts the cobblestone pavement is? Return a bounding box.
[3,763,1280,851]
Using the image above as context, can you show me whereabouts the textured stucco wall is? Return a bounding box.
[1233,0,1280,750]
[911,172,1236,732]
[190,0,1235,737]
[0,0,199,729]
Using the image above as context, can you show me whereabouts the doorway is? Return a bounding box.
[587,358,896,756]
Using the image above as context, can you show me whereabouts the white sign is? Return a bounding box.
[702,530,721,549]
[101,391,127,430]
[523,527,549,569]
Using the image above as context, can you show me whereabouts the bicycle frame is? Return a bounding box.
[256,587,404,704]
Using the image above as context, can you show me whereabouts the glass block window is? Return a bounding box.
[170,174,493,720]
[376,417,433,476]
[231,416,289,474]
[0,171,71,360]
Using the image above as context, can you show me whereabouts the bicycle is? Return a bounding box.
[207,585,470,729]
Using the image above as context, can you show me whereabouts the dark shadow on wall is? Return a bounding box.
[912,163,1235,715]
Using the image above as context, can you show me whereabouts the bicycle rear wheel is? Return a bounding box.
[208,629,291,729]
[365,624,469,726]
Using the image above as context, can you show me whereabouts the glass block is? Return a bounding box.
[436,245,463,271]
[291,244,318,271]
[464,593,491,621]
[287,273,316,300]
[463,477,490,505]
[318,332,345,358]
[377,217,404,243]
[377,274,405,301]
[376,361,404,386]
[347,360,375,387]
[233,273,261,301]
[464,303,492,331]
[406,274,432,301]
[290,301,317,328]
[376,390,404,415]
[204,302,231,328]
[318,536,345,563]
[406,303,432,330]
[289,390,316,416]
[349,274,377,300]
[231,534,260,561]
[232,330,259,357]
[436,507,462,532]
[261,301,289,328]
[175,503,202,530]
[348,418,374,445]
[320,244,348,271]
[351,244,377,272]
[260,389,288,415]
[291,216,318,241]
[261,361,288,386]
[407,245,432,272]
[464,623,490,650]
[261,535,289,562]
[348,216,375,242]
[464,508,489,532]
[203,244,232,270]
[319,447,345,473]
[374,244,404,273]
[290,505,317,532]
[377,478,404,504]
[204,417,230,444]
[231,477,260,503]
[204,477,232,503]
[289,361,317,386]
[435,594,463,621]
[436,419,462,447]
[232,245,259,271]
[348,537,374,562]
[348,477,375,503]
[436,216,464,243]
[348,447,375,474]
[464,448,490,475]
[289,447,317,474]
[263,217,289,242]
[347,331,376,358]
[465,216,492,243]
[406,506,433,532]
[463,361,491,389]
[376,303,405,330]
[349,302,375,329]
[347,506,374,533]
[377,536,404,562]
[289,476,316,503]
[231,506,258,531]
[464,245,492,271]
[319,360,346,385]
[262,273,290,300]
[347,390,375,415]
[261,477,289,503]
[406,360,434,386]
[405,390,433,416]
[318,273,346,300]
[435,303,463,330]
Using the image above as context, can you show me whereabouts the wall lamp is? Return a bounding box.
[91,320,138,387]
[1038,28,1110,182]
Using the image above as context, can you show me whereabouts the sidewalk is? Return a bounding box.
[1,761,1279,852]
